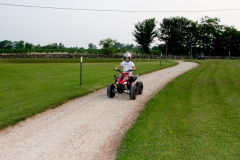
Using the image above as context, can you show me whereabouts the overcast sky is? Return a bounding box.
[1,0,240,48]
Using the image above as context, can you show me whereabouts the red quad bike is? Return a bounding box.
[107,69,143,100]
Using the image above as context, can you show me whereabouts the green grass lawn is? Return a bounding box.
[0,58,176,130]
[116,60,240,159]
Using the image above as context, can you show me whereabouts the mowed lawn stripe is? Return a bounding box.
[116,60,240,159]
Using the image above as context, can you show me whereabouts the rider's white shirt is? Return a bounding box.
[120,61,135,72]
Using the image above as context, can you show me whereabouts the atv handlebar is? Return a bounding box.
[114,69,135,73]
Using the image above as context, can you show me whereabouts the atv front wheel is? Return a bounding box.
[107,84,115,98]
[129,84,137,100]
[135,81,143,95]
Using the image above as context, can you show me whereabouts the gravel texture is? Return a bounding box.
[0,61,198,160]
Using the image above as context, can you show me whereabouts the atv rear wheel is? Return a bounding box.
[129,84,137,100]
[107,84,115,98]
[135,81,143,95]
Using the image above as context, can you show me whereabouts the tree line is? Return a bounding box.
[0,39,144,55]
[133,16,240,57]
[1,16,240,56]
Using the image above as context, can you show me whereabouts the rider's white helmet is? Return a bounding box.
[123,52,131,60]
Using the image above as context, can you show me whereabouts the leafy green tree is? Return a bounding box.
[222,26,240,56]
[198,16,222,56]
[45,43,58,49]
[59,43,65,49]
[123,44,137,50]
[187,21,199,55]
[99,38,116,55]
[35,44,41,49]
[13,40,25,49]
[51,43,59,49]
[132,18,158,54]
[88,43,97,49]
[25,42,33,49]
[158,17,195,55]
[0,40,13,49]
[113,42,124,49]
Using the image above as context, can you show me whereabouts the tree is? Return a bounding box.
[35,44,41,49]
[198,16,222,56]
[25,42,33,49]
[222,26,240,56]
[59,43,65,49]
[99,38,116,55]
[158,17,195,55]
[113,42,124,49]
[88,43,97,49]
[13,40,24,49]
[123,44,137,50]
[45,43,58,49]
[0,40,13,49]
[132,18,158,54]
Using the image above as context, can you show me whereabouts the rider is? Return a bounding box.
[114,52,136,83]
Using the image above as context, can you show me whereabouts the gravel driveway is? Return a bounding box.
[0,61,198,160]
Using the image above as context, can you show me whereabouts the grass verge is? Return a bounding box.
[116,60,240,159]
[0,58,176,130]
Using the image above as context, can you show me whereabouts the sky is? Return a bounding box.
[0,0,240,49]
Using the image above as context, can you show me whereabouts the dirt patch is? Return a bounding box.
[0,61,198,160]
